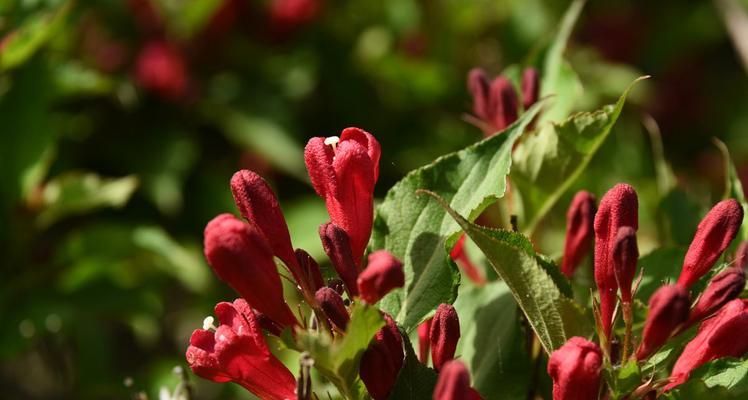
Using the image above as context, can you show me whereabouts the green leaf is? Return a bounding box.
[636,247,686,301]
[159,0,225,39]
[512,77,647,233]
[454,281,531,399]
[537,0,585,124]
[389,326,438,399]
[672,357,748,399]
[716,139,748,242]
[423,191,590,354]
[36,172,139,228]
[294,303,384,400]
[606,361,642,399]
[0,1,72,71]
[371,102,544,332]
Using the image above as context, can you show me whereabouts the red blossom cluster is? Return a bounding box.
[467,67,539,136]
[552,184,747,399]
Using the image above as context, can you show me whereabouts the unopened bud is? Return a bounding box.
[521,67,540,110]
[319,223,359,296]
[636,285,690,360]
[357,251,405,304]
[687,267,745,326]
[488,77,519,132]
[295,248,324,292]
[561,191,596,277]
[360,314,404,400]
[734,241,748,270]
[430,304,460,371]
[467,68,491,121]
[315,287,349,331]
[433,360,483,400]
[418,318,433,364]
[612,226,638,303]
[547,337,603,400]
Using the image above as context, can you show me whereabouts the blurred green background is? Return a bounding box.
[2,0,748,398]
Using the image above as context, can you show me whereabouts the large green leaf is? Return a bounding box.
[0,1,72,71]
[512,77,647,234]
[389,327,438,399]
[454,281,531,399]
[370,102,544,332]
[424,191,589,354]
[294,303,384,400]
[672,357,748,399]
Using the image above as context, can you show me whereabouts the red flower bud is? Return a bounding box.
[253,310,283,336]
[231,170,301,275]
[594,183,638,337]
[326,278,345,295]
[677,199,743,288]
[186,299,297,400]
[357,250,405,304]
[612,226,638,303]
[635,285,690,360]
[315,287,349,331]
[450,235,486,285]
[360,314,404,400]
[135,41,188,99]
[561,191,596,277]
[687,267,745,326]
[521,67,540,111]
[467,68,491,122]
[305,128,380,265]
[430,304,461,371]
[295,248,325,292]
[666,299,748,390]
[319,222,359,296]
[204,214,298,327]
[488,77,519,133]
[433,360,483,400]
[734,241,748,270]
[418,318,433,364]
[547,337,603,400]
[269,0,321,34]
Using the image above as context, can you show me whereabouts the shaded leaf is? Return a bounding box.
[0,1,72,71]
[371,102,544,331]
[389,326,438,399]
[512,77,647,233]
[423,191,590,354]
[672,357,748,399]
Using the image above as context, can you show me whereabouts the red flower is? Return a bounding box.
[135,40,188,99]
[186,299,297,400]
[547,337,603,400]
[430,304,461,371]
[305,128,381,265]
[360,314,404,400]
[418,317,433,364]
[687,266,745,326]
[677,199,743,288]
[204,214,298,327]
[315,287,349,331]
[635,285,690,360]
[432,360,483,400]
[450,235,486,285]
[269,0,322,33]
[611,226,638,303]
[295,248,325,292]
[594,183,638,338]
[561,191,596,277]
[319,222,359,296]
[521,68,540,111]
[666,299,748,390]
[357,250,405,304]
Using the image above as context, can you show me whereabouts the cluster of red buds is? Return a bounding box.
[551,183,747,398]
[467,67,539,136]
[186,128,416,399]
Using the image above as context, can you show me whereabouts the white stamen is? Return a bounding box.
[324,136,340,151]
[202,316,217,331]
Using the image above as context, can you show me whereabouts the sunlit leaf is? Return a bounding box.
[0,1,72,71]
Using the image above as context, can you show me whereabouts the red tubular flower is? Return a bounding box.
[432,360,483,400]
[204,214,298,327]
[635,285,690,360]
[269,0,322,33]
[230,170,302,277]
[305,128,380,265]
[612,226,639,303]
[418,318,433,364]
[319,222,359,296]
[295,248,325,292]
[450,235,486,285]
[467,68,491,123]
[315,287,349,331]
[186,299,297,400]
[135,40,188,99]
[561,191,597,277]
[594,183,639,338]
[687,267,745,326]
[521,67,540,111]
[677,199,743,288]
[488,77,519,132]
[734,241,748,270]
[430,304,461,371]
[357,250,405,304]
[360,314,404,400]
[665,299,748,390]
[547,337,603,400]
